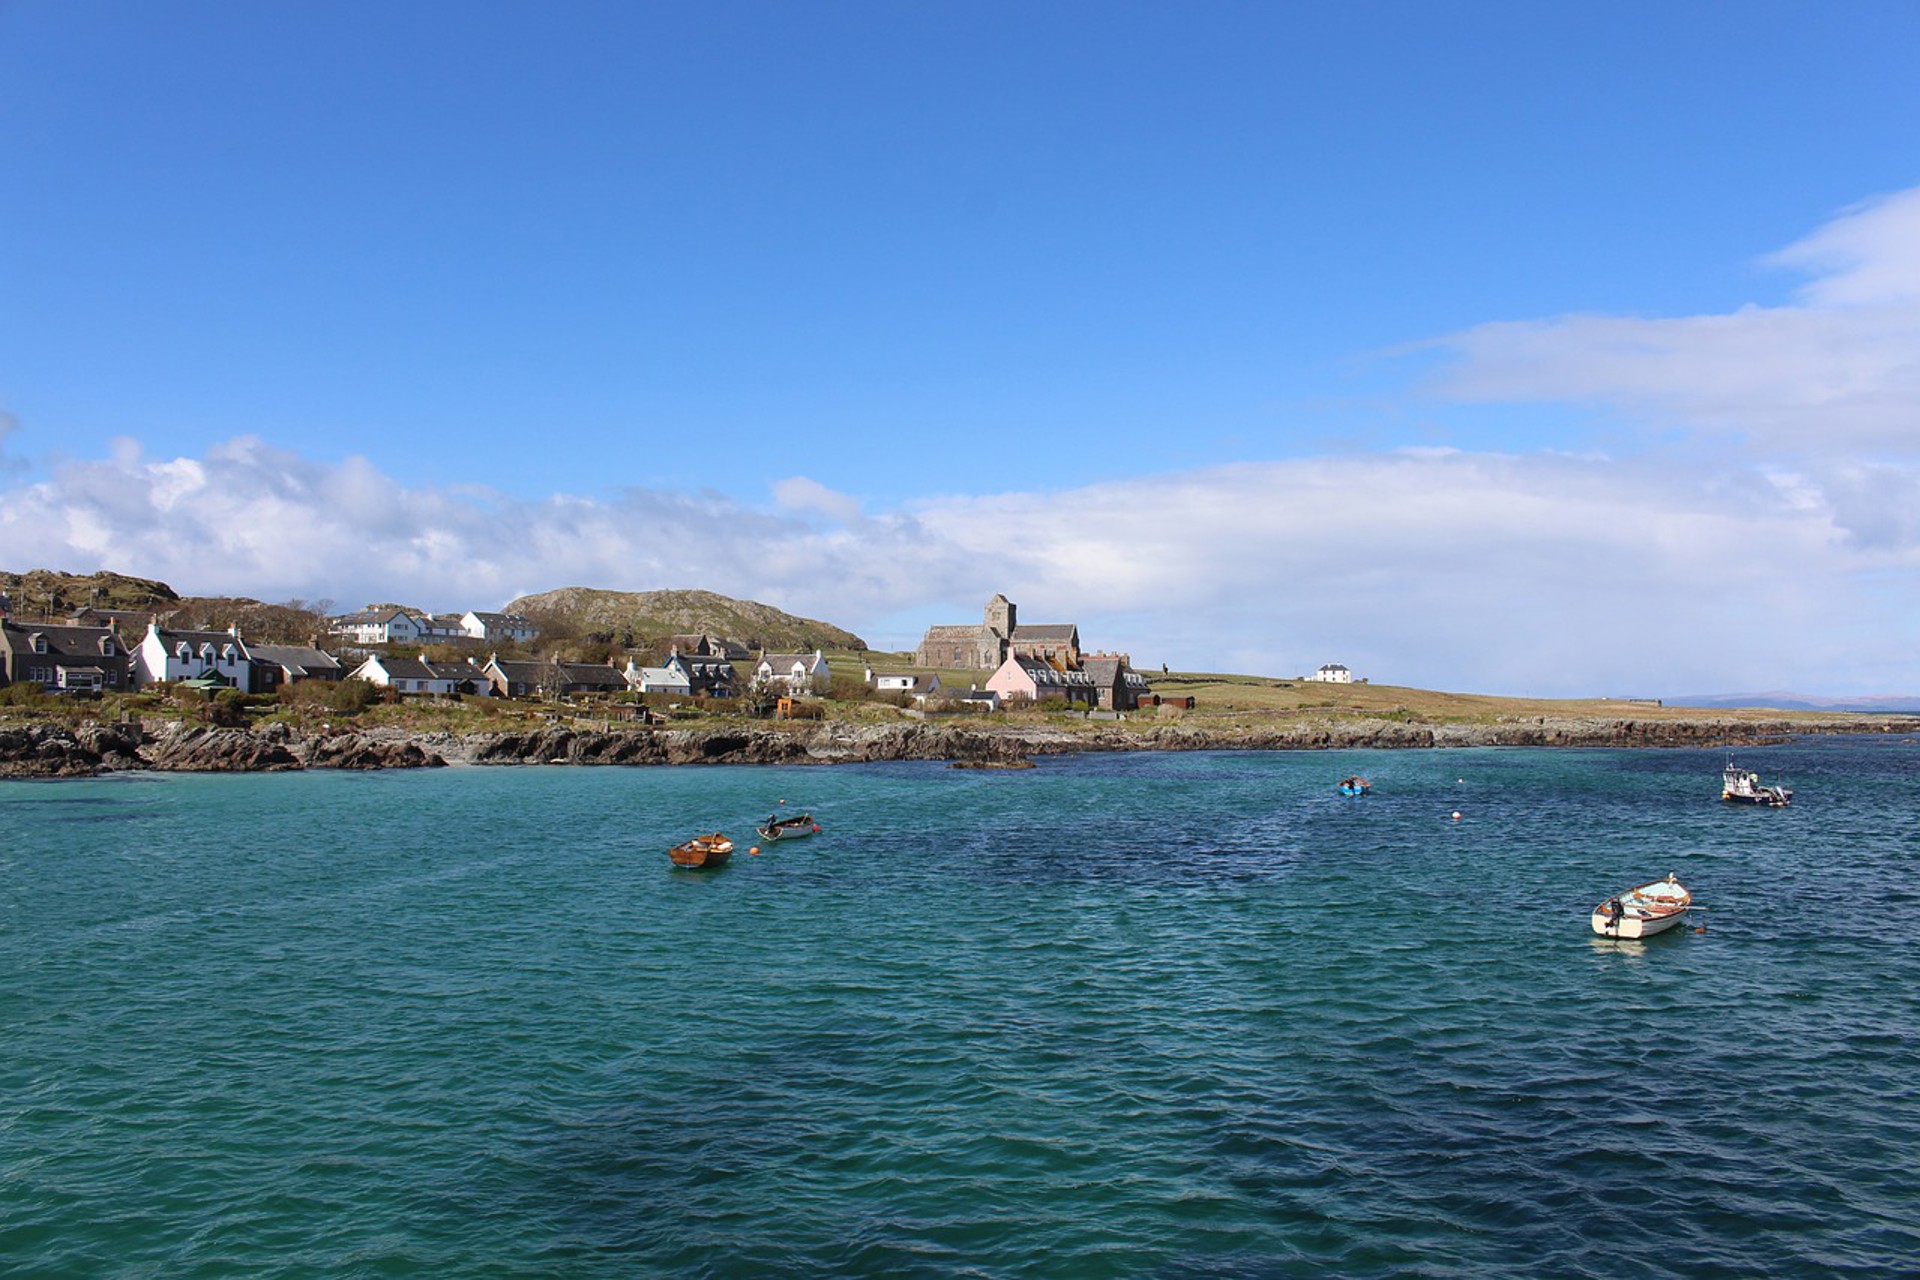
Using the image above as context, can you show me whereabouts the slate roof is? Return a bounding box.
[370,656,435,681]
[1012,624,1078,643]
[556,662,628,690]
[1009,657,1095,687]
[3,621,127,672]
[159,627,246,650]
[248,644,343,677]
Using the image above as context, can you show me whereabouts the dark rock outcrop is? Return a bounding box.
[142,723,304,772]
[0,723,147,778]
[5,710,1916,779]
[301,732,446,770]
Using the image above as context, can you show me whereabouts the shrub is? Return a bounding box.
[828,674,872,702]
[329,678,381,715]
[207,689,250,727]
[0,683,62,712]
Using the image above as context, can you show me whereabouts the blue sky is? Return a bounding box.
[4,2,1920,696]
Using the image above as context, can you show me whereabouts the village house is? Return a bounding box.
[756,650,830,694]
[461,611,538,644]
[480,655,628,700]
[864,665,941,698]
[133,622,268,692]
[1307,663,1354,684]
[480,656,544,699]
[329,608,425,646]
[627,662,692,697]
[348,654,492,696]
[660,651,738,698]
[247,642,345,685]
[915,594,1081,670]
[984,655,1101,708]
[0,620,133,694]
[1081,653,1153,711]
[414,613,473,642]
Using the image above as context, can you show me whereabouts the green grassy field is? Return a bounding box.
[827,650,1855,729]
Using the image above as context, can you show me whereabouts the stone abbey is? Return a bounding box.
[914,594,1081,670]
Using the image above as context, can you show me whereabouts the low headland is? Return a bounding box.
[5,668,1915,779]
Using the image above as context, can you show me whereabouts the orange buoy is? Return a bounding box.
[749,846,761,856]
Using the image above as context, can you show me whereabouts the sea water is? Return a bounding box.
[3,739,1917,1277]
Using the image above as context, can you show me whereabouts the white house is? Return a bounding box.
[134,622,263,692]
[462,610,538,644]
[755,650,830,694]
[865,666,941,698]
[348,654,491,696]
[664,652,737,697]
[626,661,692,697]
[329,608,424,645]
[1307,663,1354,684]
[415,613,471,641]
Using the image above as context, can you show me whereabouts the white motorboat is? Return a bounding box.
[1722,760,1791,806]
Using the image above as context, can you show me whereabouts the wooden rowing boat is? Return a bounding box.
[668,832,735,869]
[755,813,820,842]
[1591,872,1692,939]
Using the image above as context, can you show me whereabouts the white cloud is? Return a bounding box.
[1768,186,1920,308]
[5,434,1914,697]
[771,476,865,526]
[1424,185,1920,454]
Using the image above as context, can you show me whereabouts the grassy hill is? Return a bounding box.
[506,587,866,654]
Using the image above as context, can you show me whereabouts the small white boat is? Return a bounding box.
[754,812,820,842]
[1591,873,1693,939]
[1722,760,1791,806]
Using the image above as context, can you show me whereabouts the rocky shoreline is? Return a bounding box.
[5,713,1917,779]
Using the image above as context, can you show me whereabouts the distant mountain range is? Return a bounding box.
[1665,692,1920,713]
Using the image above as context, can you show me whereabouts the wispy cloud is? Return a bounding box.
[1424,185,1920,454]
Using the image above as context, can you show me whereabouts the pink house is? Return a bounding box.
[984,656,1098,708]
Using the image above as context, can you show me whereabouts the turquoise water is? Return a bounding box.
[4,740,1918,1277]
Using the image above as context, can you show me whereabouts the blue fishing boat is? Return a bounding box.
[1338,776,1370,796]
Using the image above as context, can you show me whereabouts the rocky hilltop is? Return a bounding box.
[6,713,1915,779]
[0,568,179,615]
[506,587,865,652]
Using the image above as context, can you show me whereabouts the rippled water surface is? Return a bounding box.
[5,740,1919,1277]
